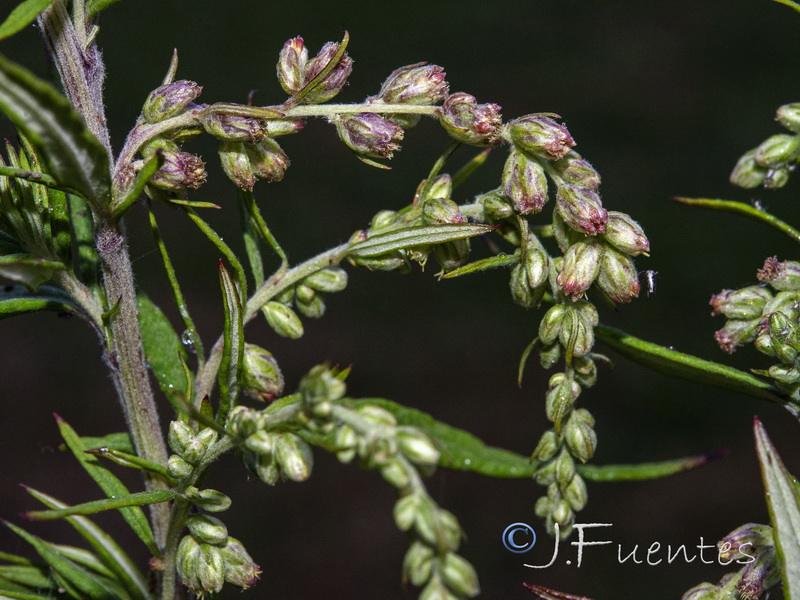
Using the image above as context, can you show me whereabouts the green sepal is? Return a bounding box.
[754,417,800,599]
[0,0,54,41]
[348,223,495,258]
[55,415,160,556]
[24,490,176,521]
[84,448,175,483]
[0,254,63,291]
[441,253,517,279]
[218,261,244,424]
[136,293,189,404]
[0,54,111,208]
[0,284,77,317]
[22,487,149,600]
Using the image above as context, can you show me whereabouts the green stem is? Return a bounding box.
[240,189,287,265]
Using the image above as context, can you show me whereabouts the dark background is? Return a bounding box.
[1,0,800,598]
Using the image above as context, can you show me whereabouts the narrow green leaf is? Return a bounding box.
[0,54,110,207]
[517,336,538,387]
[0,283,77,317]
[349,223,495,258]
[0,254,63,291]
[3,522,116,599]
[85,447,174,481]
[0,165,58,188]
[441,253,517,279]
[23,487,149,600]
[183,206,247,298]
[0,565,53,590]
[0,588,57,600]
[754,417,800,599]
[55,416,159,556]
[78,433,135,454]
[26,490,175,521]
[577,453,723,482]
[772,0,800,14]
[85,0,124,16]
[218,261,243,423]
[69,194,102,298]
[48,547,113,580]
[0,553,35,566]
[0,0,53,40]
[136,293,188,401]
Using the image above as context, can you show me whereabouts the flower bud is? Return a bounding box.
[764,166,791,188]
[201,113,266,143]
[524,242,549,290]
[572,355,598,387]
[245,138,290,183]
[335,425,358,463]
[552,152,601,189]
[539,305,567,345]
[776,103,800,133]
[437,92,502,146]
[545,373,581,428]
[718,523,773,562]
[149,151,206,192]
[534,495,552,518]
[603,211,650,256]
[564,409,597,462]
[564,473,588,511]
[142,80,202,124]
[186,514,228,545]
[357,404,397,426]
[277,37,308,96]
[403,541,434,587]
[177,536,224,595]
[754,133,799,167]
[555,184,608,235]
[254,454,279,485]
[262,301,304,339]
[333,113,404,159]
[275,434,313,482]
[554,449,576,487]
[757,256,800,291]
[762,289,800,320]
[768,363,800,384]
[381,457,411,488]
[478,189,514,221]
[241,344,284,402]
[552,211,583,253]
[737,546,779,599]
[681,583,720,600]
[710,286,771,320]
[264,118,305,137]
[396,428,440,466]
[442,553,480,598]
[557,237,603,299]
[244,430,275,456]
[167,454,192,479]
[301,42,353,104]
[303,267,348,293]
[506,115,575,160]
[421,198,463,225]
[220,537,261,589]
[509,261,540,308]
[370,210,399,232]
[412,498,441,546]
[168,421,196,457]
[295,293,326,319]
[551,498,573,528]
[531,430,560,463]
[393,494,420,531]
[373,63,448,127]
[597,246,640,303]
[184,487,232,512]
[558,305,596,359]
[227,406,262,438]
[501,149,548,214]
[218,141,255,191]
[534,458,557,485]
[730,150,767,188]
[716,318,760,354]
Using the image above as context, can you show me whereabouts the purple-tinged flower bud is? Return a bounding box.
[184,487,232,512]
[220,537,261,589]
[241,343,284,402]
[264,118,305,137]
[149,151,206,192]
[478,189,514,221]
[177,536,224,595]
[442,553,480,598]
[564,409,596,463]
[764,165,791,188]
[186,515,228,545]
[437,92,503,147]
[557,237,604,299]
[201,113,267,143]
[262,301,304,339]
[597,246,640,303]
[776,103,800,133]
[375,63,449,106]
[754,133,800,167]
[737,546,780,600]
[681,582,720,600]
[556,184,608,235]
[506,115,576,160]
[333,113,404,159]
[539,305,567,345]
[301,42,353,104]
[716,318,760,354]
[552,152,601,189]
[603,211,650,256]
[277,37,308,96]
[142,80,202,124]
[501,149,548,215]
[730,150,768,188]
[710,286,771,320]
[218,141,255,191]
[564,473,588,511]
[757,256,800,291]
[245,138,290,183]
[531,430,560,462]
[718,523,772,562]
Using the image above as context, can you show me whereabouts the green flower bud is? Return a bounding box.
[241,344,284,402]
[357,404,397,426]
[509,261,539,308]
[776,103,800,133]
[201,113,266,143]
[523,238,550,290]
[227,406,262,438]
[505,114,575,160]
[534,495,552,518]
[413,498,442,547]
[245,138,290,183]
[168,421,196,457]
[335,425,358,463]
[301,41,353,104]
[381,457,411,488]
[176,536,204,594]
[394,493,421,531]
[254,453,280,485]
[478,189,514,221]
[545,373,581,428]
[244,430,275,456]
[396,428,440,466]
[730,150,767,188]
[758,256,800,291]
[264,118,305,137]
[681,582,720,600]
[419,578,451,600]
[177,536,224,595]
[275,434,313,482]
[218,141,255,191]
[184,487,232,512]
[442,553,480,597]
[552,211,583,254]
[303,267,348,293]
[434,239,470,273]
[277,37,308,96]
[142,80,202,124]
[220,537,261,589]
[603,211,650,256]
[765,310,800,349]
[754,133,799,167]
[501,149,548,215]
[762,289,800,319]
[333,113,404,159]
[263,301,304,339]
[710,286,771,320]
[764,165,791,188]
[534,458,557,485]
[422,197,463,224]
[564,409,597,463]
[563,473,588,511]
[768,363,800,384]
[295,294,326,319]
[551,498,573,528]
[597,246,640,303]
[715,318,761,354]
[555,184,608,235]
[437,92,503,147]
[539,342,561,369]
[552,151,601,189]
[572,355,598,387]
[167,454,192,479]
[554,449,576,487]
[295,283,316,305]
[539,304,567,345]
[558,306,595,359]
[149,150,206,192]
[186,514,228,545]
[531,429,560,462]
[403,541,435,587]
[556,237,604,299]
[370,210,400,231]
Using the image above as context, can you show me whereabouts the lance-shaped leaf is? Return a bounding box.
[23,487,150,600]
[55,415,159,556]
[0,565,54,591]
[0,254,63,291]
[0,283,77,317]
[218,260,243,424]
[0,54,110,207]
[78,432,135,454]
[441,253,518,278]
[0,0,53,40]
[25,490,175,521]
[84,447,174,482]
[754,417,800,599]
[348,223,495,258]
[136,293,188,402]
